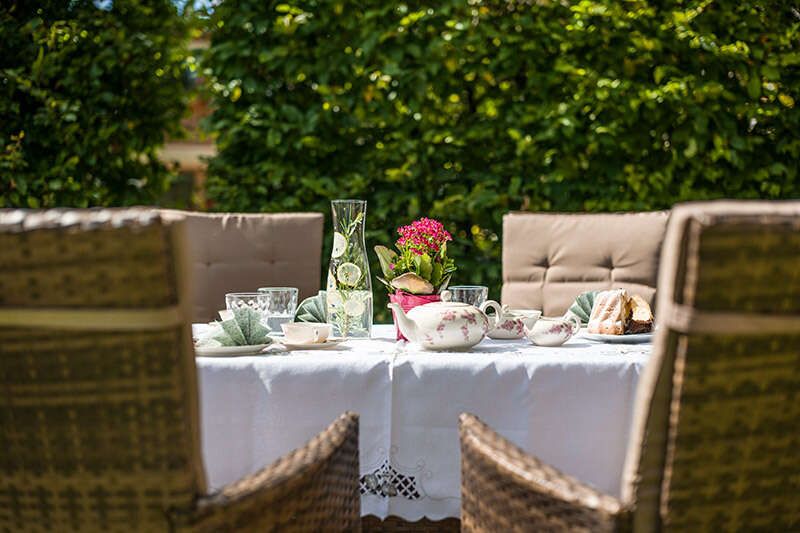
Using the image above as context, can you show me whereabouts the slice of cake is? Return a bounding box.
[625,294,654,334]
[588,289,630,335]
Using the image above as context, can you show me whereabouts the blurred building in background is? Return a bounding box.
[160,36,214,209]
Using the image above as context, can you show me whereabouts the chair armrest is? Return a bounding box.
[459,413,622,532]
[171,412,360,532]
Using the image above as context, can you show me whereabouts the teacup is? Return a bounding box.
[281,323,331,344]
[480,303,542,339]
[525,315,581,347]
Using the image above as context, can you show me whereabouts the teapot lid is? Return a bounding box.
[435,290,470,307]
[419,301,470,308]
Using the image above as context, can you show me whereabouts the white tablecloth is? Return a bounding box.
[196,325,650,521]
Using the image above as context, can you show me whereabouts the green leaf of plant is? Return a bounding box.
[417,253,433,279]
[374,245,398,278]
[684,138,698,158]
[747,74,761,99]
[431,262,443,287]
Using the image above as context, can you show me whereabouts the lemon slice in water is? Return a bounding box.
[336,262,361,286]
[332,232,347,258]
[344,297,365,317]
[327,290,343,307]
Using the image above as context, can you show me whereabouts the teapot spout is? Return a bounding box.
[387,303,419,342]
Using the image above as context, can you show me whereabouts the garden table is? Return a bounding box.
[196,324,650,521]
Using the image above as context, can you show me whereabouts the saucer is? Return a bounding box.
[281,338,346,350]
[195,343,271,357]
[581,330,653,344]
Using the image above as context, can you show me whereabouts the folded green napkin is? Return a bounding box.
[196,307,272,347]
[568,290,599,325]
[294,290,327,323]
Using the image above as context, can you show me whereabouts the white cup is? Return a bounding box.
[281,323,331,344]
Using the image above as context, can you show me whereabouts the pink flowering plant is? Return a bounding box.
[374,217,457,295]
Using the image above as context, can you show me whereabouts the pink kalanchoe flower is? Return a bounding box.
[396,217,452,255]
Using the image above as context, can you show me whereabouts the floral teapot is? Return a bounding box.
[387,291,502,350]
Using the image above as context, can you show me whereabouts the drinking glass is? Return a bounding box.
[258,287,299,333]
[225,292,268,321]
[448,285,489,307]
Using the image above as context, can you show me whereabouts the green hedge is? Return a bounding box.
[203,0,800,317]
[203,1,799,318]
[0,1,189,207]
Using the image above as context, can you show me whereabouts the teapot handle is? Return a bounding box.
[565,313,581,337]
[479,300,503,330]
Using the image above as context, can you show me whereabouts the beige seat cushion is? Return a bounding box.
[502,212,668,316]
[161,210,324,322]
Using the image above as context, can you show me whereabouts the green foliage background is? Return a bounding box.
[203,0,800,319]
[1,1,798,320]
[0,1,189,207]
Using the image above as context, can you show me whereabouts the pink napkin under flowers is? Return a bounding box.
[389,290,441,341]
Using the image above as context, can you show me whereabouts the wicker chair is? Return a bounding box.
[461,201,800,532]
[0,209,360,532]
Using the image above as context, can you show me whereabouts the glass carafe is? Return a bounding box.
[326,199,373,337]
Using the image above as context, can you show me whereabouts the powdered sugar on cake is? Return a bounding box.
[587,289,631,335]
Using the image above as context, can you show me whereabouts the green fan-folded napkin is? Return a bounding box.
[568,290,599,326]
[295,291,327,323]
[196,307,272,347]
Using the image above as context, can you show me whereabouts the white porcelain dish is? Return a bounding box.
[581,330,653,344]
[281,338,346,350]
[194,343,272,357]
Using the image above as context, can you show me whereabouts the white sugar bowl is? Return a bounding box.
[525,315,581,347]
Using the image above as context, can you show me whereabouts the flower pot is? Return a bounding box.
[389,290,441,340]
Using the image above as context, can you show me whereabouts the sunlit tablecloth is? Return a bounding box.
[196,324,650,521]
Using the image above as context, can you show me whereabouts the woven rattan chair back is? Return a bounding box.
[180,412,361,532]
[622,201,800,532]
[0,209,205,531]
